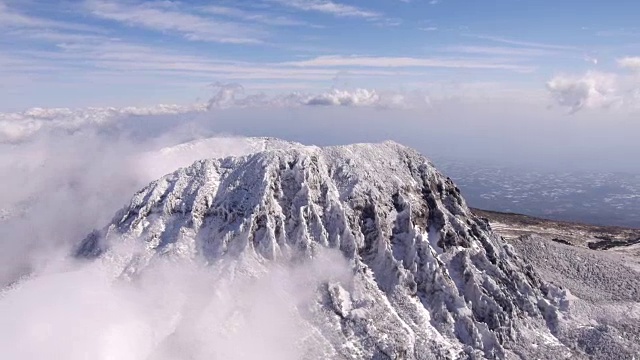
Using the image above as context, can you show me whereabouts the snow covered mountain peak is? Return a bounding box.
[77,138,569,359]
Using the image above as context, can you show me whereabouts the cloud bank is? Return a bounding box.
[0,85,433,142]
[206,83,425,109]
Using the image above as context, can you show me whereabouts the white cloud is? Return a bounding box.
[0,86,428,142]
[0,104,204,142]
[0,1,99,32]
[205,84,423,109]
[546,72,623,113]
[618,57,640,72]
[206,83,269,109]
[301,88,380,106]
[547,57,640,113]
[6,28,106,43]
[444,45,553,57]
[469,35,580,52]
[85,0,264,44]
[285,55,534,71]
[3,40,425,88]
[213,83,438,109]
[0,245,352,359]
[200,5,310,27]
[273,0,380,18]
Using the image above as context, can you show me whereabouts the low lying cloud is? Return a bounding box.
[205,83,425,110]
[0,104,204,143]
[3,85,421,142]
[546,71,622,113]
[302,88,379,106]
[546,54,640,113]
[0,246,352,360]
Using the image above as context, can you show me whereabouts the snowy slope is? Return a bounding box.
[133,136,304,182]
[78,139,573,359]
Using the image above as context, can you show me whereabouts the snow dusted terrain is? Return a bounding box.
[75,138,588,359]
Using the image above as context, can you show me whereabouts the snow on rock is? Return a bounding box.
[133,137,304,182]
[77,139,570,359]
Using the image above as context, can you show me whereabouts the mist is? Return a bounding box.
[0,247,352,359]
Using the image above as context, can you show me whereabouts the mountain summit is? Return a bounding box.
[77,139,569,359]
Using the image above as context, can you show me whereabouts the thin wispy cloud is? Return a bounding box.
[443,45,555,57]
[2,39,419,87]
[596,28,640,38]
[470,35,581,52]
[85,0,264,44]
[201,5,311,27]
[1,0,638,111]
[0,1,99,33]
[272,0,380,18]
[285,55,535,72]
[7,28,107,44]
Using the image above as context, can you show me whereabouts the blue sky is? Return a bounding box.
[1,0,639,110]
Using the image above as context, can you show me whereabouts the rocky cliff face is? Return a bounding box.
[77,139,570,359]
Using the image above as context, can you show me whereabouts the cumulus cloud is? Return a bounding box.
[302,88,380,106]
[546,57,640,113]
[206,83,426,110]
[206,83,274,110]
[546,71,622,113]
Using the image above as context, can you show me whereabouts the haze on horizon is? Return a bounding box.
[1,0,639,174]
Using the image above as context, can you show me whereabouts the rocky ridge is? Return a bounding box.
[78,139,572,359]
